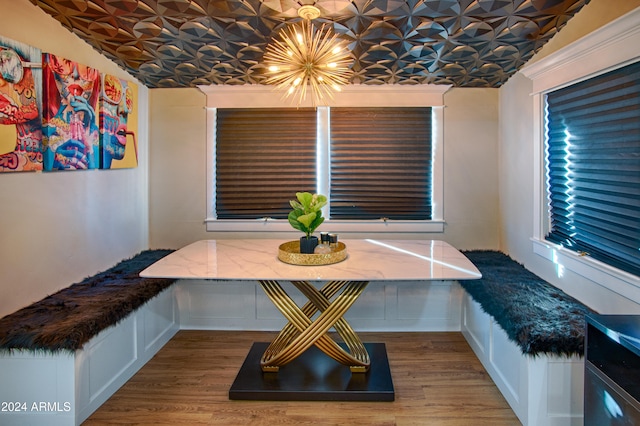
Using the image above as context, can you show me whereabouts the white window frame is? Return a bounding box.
[520,7,640,298]
[199,84,451,234]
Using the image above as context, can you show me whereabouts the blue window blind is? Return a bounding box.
[544,61,640,276]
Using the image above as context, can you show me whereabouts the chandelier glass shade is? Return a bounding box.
[263,6,352,105]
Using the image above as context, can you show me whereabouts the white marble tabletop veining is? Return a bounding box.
[140,239,482,282]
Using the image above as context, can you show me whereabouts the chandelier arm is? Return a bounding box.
[309,21,323,57]
[313,25,338,57]
[280,30,303,57]
[268,73,300,87]
[312,78,332,101]
[299,74,309,101]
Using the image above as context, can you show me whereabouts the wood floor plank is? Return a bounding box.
[83,331,521,425]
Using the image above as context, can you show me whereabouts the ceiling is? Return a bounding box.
[29,0,590,89]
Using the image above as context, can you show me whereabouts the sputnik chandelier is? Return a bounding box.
[263,5,352,105]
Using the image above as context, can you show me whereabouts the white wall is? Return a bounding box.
[442,88,500,249]
[147,87,500,250]
[498,0,640,313]
[0,0,150,317]
[8,0,635,321]
[148,88,208,249]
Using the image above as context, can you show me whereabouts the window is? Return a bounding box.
[521,7,640,288]
[330,108,432,220]
[215,107,433,221]
[215,108,317,219]
[544,61,640,276]
[201,85,448,233]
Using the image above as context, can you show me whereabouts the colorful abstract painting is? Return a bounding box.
[0,37,43,172]
[41,53,100,171]
[99,74,138,169]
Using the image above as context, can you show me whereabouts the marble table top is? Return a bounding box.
[140,239,481,282]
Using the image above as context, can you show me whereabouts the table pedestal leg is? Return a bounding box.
[258,280,370,373]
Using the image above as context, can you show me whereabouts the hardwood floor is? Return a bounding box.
[83,331,521,425]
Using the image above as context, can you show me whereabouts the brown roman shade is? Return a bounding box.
[215,108,317,219]
[329,107,433,220]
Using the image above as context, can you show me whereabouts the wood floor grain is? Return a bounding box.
[83,331,521,425]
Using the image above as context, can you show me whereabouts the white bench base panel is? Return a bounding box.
[461,291,584,426]
[176,279,465,332]
[0,286,179,426]
[0,281,588,426]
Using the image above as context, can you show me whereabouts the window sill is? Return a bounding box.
[531,238,640,302]
[205,218,445,234]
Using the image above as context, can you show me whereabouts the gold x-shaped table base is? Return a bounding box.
[258,280,371,373]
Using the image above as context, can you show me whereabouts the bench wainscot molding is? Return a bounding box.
[0,286,179,426]
[461,292,584,426]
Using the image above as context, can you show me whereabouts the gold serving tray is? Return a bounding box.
[278,241,347,266]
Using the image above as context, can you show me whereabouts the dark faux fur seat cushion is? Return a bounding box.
[0,249,175,353]
[461,250,595,357]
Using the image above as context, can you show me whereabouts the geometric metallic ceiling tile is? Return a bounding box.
[30,0,592,88]
[133,17,166,39]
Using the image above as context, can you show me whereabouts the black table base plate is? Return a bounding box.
[229,342,394,401]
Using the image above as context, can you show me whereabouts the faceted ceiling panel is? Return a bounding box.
[29,0,590,88]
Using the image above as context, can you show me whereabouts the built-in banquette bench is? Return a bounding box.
[460,251,595,426]
[0,250,178,426]
[0,247,593,426]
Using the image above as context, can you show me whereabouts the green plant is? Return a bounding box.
[288,192,327,238]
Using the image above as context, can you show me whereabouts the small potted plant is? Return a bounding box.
[288,192,327,254]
